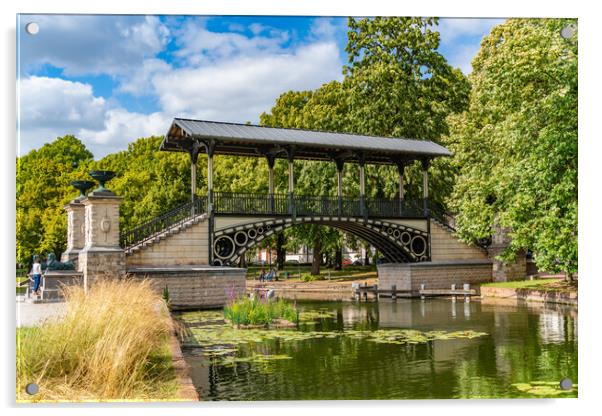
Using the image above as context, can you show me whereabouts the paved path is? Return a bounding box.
[16,298,66,327]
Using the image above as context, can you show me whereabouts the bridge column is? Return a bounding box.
[422,158,431,260]
[421,158,430,216]
[266,154,276,214]
[395,161,406,216]
[335,158,345,217]
[190,141,201,215]
[287,148,296,220]
[205,140,216,212]
[359,155,366,219]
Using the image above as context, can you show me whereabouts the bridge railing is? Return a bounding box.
[212,191,425,218]
[120,192,437,249]
[212,192,290,215]
[120,196,207,249]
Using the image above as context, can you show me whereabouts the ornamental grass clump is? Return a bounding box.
[224,297,298,326]
[16,279,177,402]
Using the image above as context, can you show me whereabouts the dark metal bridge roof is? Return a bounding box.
[161,118,451,164]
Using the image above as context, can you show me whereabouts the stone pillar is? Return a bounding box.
[61,200,85,263]
[78,189,125,289]
[489,221,527,282]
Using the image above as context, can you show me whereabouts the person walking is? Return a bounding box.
[30,254,42,297]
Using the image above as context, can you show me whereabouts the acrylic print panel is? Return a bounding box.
[16,14,578,402]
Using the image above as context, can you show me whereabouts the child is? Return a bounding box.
[30,254,42,296]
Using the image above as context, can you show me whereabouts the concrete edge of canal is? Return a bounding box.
[480,286,578,306]
[168,317,200,401]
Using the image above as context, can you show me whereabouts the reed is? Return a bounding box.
[224,297,298,326]
[16,279,178,402]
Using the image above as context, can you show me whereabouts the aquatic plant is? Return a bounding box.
[511,381,578,396]
[223,297,298,326]
[16,279,177,402]
[180,310,488,354]
[299,310,337,321]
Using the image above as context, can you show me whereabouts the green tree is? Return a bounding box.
[344,17,470,204]
[260,18,471,273]
[93,136,191,231]
[446,19,577,279]
[16,136,93,265]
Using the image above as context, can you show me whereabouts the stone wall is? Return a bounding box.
[78,248,126,287]
[430,221,488,261]
[127,266,245,309]
[126,220,209,267]
[378,260,493,292]
[488,221,527,281]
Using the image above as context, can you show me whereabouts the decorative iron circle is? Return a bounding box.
[212,259,223,266]
[411,235,427,257]
[247,228,257,239]
[420,255,428,262]
[234,231,248,246]
[265,224,271,231]
[393,229,401,239]
[257,226,264,235]
[214,235,236,260]
[400,232,412,246]
[387,227,394,235]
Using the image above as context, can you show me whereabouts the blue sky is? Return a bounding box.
[17,15,504,157]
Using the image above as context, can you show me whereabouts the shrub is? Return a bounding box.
[224,297,298,326]
[301,273,324,282]
[16,279,177,402]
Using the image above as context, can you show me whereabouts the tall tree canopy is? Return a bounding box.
[16,136,93,265]
[259,17,472,271]
[17,136,193,265]
[445,19,577,277]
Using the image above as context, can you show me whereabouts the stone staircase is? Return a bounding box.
[125,213,208,256]
[429,219,490,261]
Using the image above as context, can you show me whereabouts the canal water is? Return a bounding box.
[177,298,577,400]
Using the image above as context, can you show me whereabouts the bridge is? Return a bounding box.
[119,118,488,269]
[61,118,502,309]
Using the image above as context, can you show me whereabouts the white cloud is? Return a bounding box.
[18,76,171,157]
[18,17,346,157]
[171,19,291,66]
[437,18,505,44]
[79,110,171,155]
[19,15,169,77]
[153,42,343,123]
[309,17,346,41]
[437,18,505,74]
[117,58,171,96]
[19,77,106,130]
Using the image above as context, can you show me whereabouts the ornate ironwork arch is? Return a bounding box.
[211,217,429,266]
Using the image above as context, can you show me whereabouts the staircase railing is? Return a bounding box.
[120,196,207,249]
[428,200,457,232]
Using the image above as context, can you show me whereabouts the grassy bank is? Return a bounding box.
[16,279,178,402]
[481,279,577,292]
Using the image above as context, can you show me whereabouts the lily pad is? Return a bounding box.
[511,381,577,396]
[299,310,337,321]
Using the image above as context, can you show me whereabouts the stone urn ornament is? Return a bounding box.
[70,180,95,201]
[88,170,116,196]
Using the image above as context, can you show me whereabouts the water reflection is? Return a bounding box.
[180,298,578,400]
